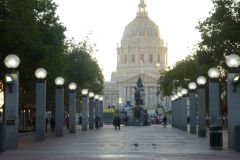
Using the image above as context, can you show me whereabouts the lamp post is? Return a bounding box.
[171,95,176,128]
[99,96,104,127]
[226,53,240,149]
[4,54,20,149]
[94,94,99,128]
[208,67,221,126]
[55,77,64,137]
[188,82,197,134]
[88,92,94,129]
[81,89,88,131]
[181,88,188,131]
[196,76,207,137]
[68,83,77,133]
[35,68,47,141]
[176,90,182,129]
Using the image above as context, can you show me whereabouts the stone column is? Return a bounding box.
[5,72,19,149]
[127,86,130,101]
[94,99,99,128]
[55,87,64,137]
[35,80,46,141]
[69,91,76,133]
[99,100,103,127]
[145,86,149,107]
[181,96,188,131]
[209,80,221,126]
[197,87,206,137]
[171,100,176,128]
[227,73,240,148]
[82,95,88,131]
[89,97,94,129]
[189,91,197,134]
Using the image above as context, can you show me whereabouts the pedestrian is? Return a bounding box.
[113,116,121,130]
[162,116,167,128]
[65,116,69,129]
[50,116,55,133]
[46,118,48,133]
[95,116,100,129]
[79,116,82,125]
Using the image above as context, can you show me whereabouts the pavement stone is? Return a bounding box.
[0,125,240,160]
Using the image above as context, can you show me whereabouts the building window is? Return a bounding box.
[124,55,127,63]
[140,54,144,63]
[157,55,160,63]
[149,54,153,63]
[131,54,135,63]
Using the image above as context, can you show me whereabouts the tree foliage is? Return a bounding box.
[159,0,240,96]
[0,0,104,111]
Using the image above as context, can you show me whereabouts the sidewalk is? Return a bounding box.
[0,125,240,160]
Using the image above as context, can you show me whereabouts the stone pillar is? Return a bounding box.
[55,87,64,137]
[127,86,130,101]
[5,72,19,149]
[94,99,99,128]
[209,80,221,126]
[181,96,188,131]
[227,73,240,148]
[69,91,76,133]
[99,100,103,127]
[197,87,206,137]
[89,97,94,129]
[82,95,88,131]
[171,101,175,128]
[189,91,197,134]
[35,80,46,141]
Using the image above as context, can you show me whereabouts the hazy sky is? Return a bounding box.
[54,0,213,81]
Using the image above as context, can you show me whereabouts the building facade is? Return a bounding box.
[104,0,168,115]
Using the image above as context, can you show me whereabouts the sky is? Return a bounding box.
[54,0,213,81]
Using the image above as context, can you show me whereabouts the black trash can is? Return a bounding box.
[234,125,240,152]
[209,125,223,148]
[0,123,6,152]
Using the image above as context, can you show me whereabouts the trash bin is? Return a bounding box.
[234,125,240,152]
[0,123,6,152]
[209,125,223,148]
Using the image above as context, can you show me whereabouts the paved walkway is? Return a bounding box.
[0,125,240,160]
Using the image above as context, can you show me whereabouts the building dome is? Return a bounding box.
[122,0,160,39]
[123,16,159,39]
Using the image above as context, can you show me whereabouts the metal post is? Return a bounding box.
[197,87,206,137]
[36,80,46,141]
[5,72,19,149]
[69,91,76,133]
[189,91,197,134]
[55,87,64,137]
[209,80,221,126]
[82,96,88,131]
[227,73,240,148]
[89,97,94,129]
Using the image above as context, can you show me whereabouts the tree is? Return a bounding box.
[0,0,66,109]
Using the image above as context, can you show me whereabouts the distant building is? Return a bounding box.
[104,0,169,115]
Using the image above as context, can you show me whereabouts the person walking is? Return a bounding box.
[162,116,167,128]
[50,116,55,134]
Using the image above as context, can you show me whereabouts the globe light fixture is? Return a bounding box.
[94,94,99,100]
[188,82,197,90]
[55,77,64,86]
[81,89,88,96]
[181,88,188,96]
[197,76,207,86]
[174,94,178,99]
[208,67,220,79]
[226,54,240,68]
[89,92,94,98]
[177,91,182,98]
[99,95,104,101]
[4,54,20,69]
[35,68,47,79]
[68,82,77,91]
[171,96,175,101]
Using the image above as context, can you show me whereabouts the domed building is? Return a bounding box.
[104,0,168,115]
